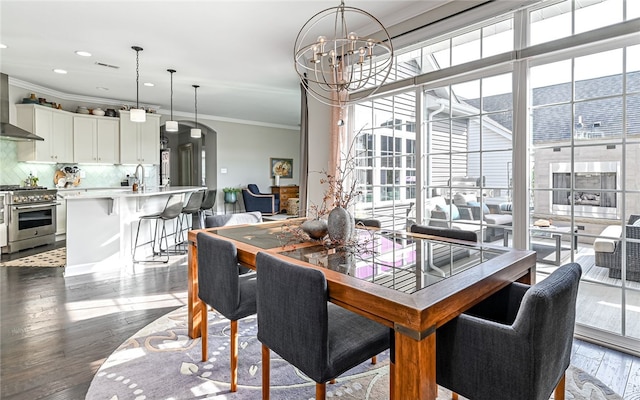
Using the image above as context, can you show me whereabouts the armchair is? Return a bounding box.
[242,184,280,215]
[594,214,640,282]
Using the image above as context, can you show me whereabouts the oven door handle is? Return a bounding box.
[12,203,60,210]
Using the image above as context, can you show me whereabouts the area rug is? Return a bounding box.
[0,247,65,267]
[86,306,623,400]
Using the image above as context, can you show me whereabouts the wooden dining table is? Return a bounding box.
[187,219,536,400]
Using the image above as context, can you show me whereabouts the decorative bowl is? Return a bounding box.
[92,108,105,116]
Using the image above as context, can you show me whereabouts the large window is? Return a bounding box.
[348,0,640,352]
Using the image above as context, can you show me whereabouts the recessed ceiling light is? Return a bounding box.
[143,82,154,87]
[0,44,7,49]
[53,69,67,74]
[96,87,109,91]
[75,50,92,57]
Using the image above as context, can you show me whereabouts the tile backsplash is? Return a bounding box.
[0,140,158,188]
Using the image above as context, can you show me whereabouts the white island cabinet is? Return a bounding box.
[63,186,203,276]
[119,111,160,164]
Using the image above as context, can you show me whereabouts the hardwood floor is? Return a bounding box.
[1,245,640,399]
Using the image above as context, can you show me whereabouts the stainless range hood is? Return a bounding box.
[0,73,44,141]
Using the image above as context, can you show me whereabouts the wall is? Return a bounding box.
[210,118,300,214]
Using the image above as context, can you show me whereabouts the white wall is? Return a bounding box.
[305,98,332,213]
[207,118,300,214]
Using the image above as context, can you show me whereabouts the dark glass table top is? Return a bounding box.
[210,223,507,294]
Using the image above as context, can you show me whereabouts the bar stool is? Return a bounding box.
[198,189,217,229]
[132,194,184,263]
[177,190,205,244]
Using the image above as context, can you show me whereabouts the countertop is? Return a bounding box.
[59,186,204,200]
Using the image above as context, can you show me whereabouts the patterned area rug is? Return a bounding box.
[0,247,65,267]
[86,306,623,400]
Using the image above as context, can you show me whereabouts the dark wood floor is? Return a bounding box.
[1,244,639,399]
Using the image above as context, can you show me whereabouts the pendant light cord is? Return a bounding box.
[168,69,175,120]
[135,49,140,109]
[193,85,199,129]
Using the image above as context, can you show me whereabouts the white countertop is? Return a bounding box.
[60,186,204,200]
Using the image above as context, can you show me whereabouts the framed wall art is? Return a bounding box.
[270,158,293,179]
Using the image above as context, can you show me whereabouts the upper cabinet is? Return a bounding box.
[119,111,160,165]
[73,115,120,164]
[16,104,74,163]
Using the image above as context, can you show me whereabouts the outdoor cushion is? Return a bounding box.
[467,201,490,214]
[436,204,460,220]
[484,214,512,226]
[593,225,622,253]
[453,193,476,206]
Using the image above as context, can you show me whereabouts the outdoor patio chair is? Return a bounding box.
[594,214,640,282]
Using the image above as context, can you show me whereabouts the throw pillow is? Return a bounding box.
[632,218,640,227]
[467,201,490,214]
[436,204,460,220]
[500,202,513,212]
[453,193,476,206]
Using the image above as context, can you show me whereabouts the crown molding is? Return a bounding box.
[8,77,162,110]
[158,110,299,131]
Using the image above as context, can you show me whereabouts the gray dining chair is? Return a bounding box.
[255,251,391,400]
[197,232,257,392]
[436,262,582,400]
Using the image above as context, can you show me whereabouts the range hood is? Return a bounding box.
[0,73,44,141]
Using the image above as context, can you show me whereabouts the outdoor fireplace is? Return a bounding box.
[551,162,620,218]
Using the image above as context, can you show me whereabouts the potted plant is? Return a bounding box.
[223,187,241,204]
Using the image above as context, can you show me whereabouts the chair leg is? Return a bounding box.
[230,320,238,392]
[262,344,270,400]
[452,393,459,400]
[554,373,566,400]
[316,382,326,400]
[201,302,208,362]
[371,356,377,364]
[330,379,336,384]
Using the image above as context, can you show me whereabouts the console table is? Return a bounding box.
[270,185,299,213]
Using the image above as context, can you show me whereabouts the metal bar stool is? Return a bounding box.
[132,193,185,263]
[198,189,217,229]
[177,190,205,245]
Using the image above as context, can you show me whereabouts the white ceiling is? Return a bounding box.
[0,0,455,129]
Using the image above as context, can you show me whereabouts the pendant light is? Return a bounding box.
[165,69,178,132]
[130,46,146,122]
[190,84,201,138]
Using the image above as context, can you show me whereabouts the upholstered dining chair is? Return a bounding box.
[436,262,582,400]
[255,252,391,400]
[197,232,257,392]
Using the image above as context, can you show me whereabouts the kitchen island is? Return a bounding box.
[62,186,203,276]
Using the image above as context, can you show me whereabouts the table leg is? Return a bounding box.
[393,327,437,399]
[554,233,561,266]
[188,240,203,339]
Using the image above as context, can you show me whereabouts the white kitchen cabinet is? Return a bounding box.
[73,115,120,163]
[16,104,74,163]
[119,111,160,164]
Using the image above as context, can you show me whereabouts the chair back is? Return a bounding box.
[513,262,582,395]
[160,194,185,220]
[256,252,329,381]
[200,189,217,210]
[355,218,381,228]
[247,184,260,194]
[183,190,205,213]
[197,233,243,318]
[410,224,478,242]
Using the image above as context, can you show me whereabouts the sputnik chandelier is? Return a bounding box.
[294,0,393,107]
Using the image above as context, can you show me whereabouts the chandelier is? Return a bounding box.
[294,0,393,107]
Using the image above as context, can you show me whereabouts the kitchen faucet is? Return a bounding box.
[135,164,145,191]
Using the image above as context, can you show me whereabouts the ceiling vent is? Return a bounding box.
[94,62,120,69]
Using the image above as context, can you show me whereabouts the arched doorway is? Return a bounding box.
[160,121,217,188]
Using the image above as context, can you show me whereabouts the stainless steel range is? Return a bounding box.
[0,185,58,254]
